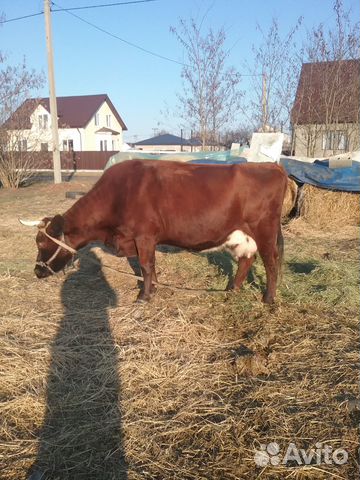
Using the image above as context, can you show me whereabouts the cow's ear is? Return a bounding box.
[48,214,64,237]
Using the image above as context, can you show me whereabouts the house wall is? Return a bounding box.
[293,122,360,157]
[9,105,54,152]
[9,101,124,152]
[59,128,84,151]
[83,100,123,151]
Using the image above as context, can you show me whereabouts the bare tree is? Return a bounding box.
[222,126,252,149]
[304,0,360,62]
[170,18,242,149]
[0,52,44,188]
[291,0,360,157]
[244,17,303,133]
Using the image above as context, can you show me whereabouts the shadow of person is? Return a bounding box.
[28,249,127,480]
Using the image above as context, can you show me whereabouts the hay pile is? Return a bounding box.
[298,184,359,229]
[282,178,298,218]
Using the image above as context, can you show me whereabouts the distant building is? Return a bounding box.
[133,133,202,152]
[291,59,360,157]
[4,94,127,152]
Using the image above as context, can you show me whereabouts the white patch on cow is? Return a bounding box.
[202,230,257,260]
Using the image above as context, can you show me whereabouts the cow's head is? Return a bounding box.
[20,215,74,278]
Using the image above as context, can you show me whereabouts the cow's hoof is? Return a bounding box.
[136,293,150,304]
[225,280,234,291]
[262,293,275,304]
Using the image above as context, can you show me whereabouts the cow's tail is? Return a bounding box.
[276,171,287,284]
[277,223,284,284]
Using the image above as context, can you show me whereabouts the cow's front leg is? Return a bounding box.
[135,237,156,303]
[114,236,137,257]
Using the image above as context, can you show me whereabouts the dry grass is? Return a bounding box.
[0,180,359,480]
[299,184,359,229]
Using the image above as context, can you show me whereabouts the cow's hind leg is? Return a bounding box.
[257,241,279,304]
[150,264,158,294]
[228,256,255,290]
[135,237,157,303]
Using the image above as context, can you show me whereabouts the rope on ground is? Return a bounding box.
[91,257,228,294]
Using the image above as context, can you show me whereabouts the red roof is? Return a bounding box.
[4,94,127,130]
[291,59,360,125]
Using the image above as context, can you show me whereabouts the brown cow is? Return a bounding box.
[20,160,287,303]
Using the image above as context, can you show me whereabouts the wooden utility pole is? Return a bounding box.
[261,72,267,131]
[44,0,61,184]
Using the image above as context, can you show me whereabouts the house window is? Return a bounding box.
[322,131,348,151]
[106,115,111,127]
[41,142,48,151]
[39,114,48,129]
[322,132,332,150]
[337,132,347,150]
[95,113,99,126]
[100,140,108,151]
[63,139,74,151]
[17,139,27,151]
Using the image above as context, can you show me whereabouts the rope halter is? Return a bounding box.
[36,223,77,274]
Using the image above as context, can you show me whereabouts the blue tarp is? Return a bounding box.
[191,157,359,192]
[279,158,360,192]
[106,151,359,192]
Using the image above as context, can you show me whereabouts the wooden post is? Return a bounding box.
[44,0,61,184]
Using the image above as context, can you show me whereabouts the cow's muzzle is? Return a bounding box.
[34,264,52,278]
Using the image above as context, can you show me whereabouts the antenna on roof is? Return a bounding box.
[44,0,62,184]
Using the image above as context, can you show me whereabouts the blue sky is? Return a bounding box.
[1,0,359,142]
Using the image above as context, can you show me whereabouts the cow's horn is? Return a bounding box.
[19,219,46,228]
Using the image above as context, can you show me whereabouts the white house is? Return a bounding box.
[4,94,127,152]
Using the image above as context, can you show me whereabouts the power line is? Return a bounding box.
[1,0,187,67]
[52,1,189,67]
[0,0,158,24]
[1,2,262,73]
[0,11,43,24]
[52,0,158,13]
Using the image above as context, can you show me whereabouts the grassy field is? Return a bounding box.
[0,180,359,480]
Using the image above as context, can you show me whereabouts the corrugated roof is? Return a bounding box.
[4,94,127,130]
[291,59,360,125]
[135,133,201,146]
